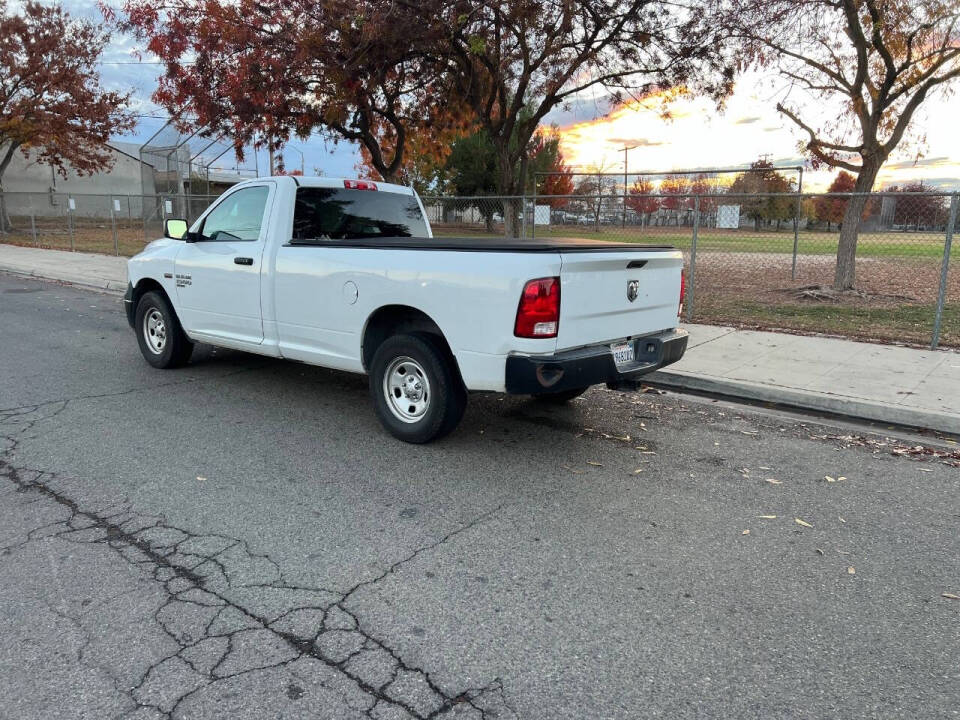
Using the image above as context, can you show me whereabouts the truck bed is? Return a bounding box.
[285,236,676,253]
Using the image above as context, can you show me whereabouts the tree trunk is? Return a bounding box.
[502,199,520,239]
[0,183,10,234]
[0,146,20,233]
[833,160,881,290]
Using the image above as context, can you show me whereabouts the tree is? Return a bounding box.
[539,156,574,209]
[726,0,960,289]
[0,0,134,231]
[815,171,857,231]
[659,175,692,225]
[438,0,731,237]
[884,181,949,229]
[626,178,660,225]
[574,163,619,231]
[119,0,451,182]
[445,123,569,225]
[727,159,795,230]
[357,114,471,194]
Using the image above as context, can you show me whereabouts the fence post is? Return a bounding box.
[931,193,958,350]
[67,197,75,251]
[531,186,536,240]
[110,196,119,255]
[791,195,801,280]
[685,195,699,322]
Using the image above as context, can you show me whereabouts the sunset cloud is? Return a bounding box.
[553,72,960,190]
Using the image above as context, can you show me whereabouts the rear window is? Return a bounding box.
[292,187,428,241]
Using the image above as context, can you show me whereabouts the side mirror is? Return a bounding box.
[164,218,188,240]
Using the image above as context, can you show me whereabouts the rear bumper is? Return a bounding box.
[123,283,135,328]
[504,328,688,395]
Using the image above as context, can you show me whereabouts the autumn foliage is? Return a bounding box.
[116,0,452,182]
[0,0,134,205]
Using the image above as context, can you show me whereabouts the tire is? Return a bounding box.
[369,333,467,443]
[135,290,193,369]
[531,387,589,404]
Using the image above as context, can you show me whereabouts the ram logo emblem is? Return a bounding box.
[626,280,639,302]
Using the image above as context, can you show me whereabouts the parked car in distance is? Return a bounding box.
[125,176,687,442]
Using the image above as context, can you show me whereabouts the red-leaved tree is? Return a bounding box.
[814,171,857,231]
[626,178,660,224]
[0,0,134,230]
[117,0,450,182]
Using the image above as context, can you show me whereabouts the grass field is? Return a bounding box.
[431,223,955,259]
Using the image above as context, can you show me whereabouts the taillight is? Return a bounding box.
[344,179,377,190]
[515,277,560,338]
[678,270,686,317]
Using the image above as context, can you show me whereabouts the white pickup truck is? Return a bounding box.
[125,176,687,442]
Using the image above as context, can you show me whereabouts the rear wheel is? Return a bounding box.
[531,387,589,404]
[370,333,466,443]
[135,291,193,369]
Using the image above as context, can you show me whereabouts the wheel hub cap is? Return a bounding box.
[383,356,431,423]
[143,308,167,354]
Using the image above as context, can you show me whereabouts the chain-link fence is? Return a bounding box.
[422,192,959,349]
[0,189,956,349]
[0,191,220,256]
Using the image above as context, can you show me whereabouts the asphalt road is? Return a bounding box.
[1,273,958,720]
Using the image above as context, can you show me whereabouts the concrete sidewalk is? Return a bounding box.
[649,325,959,435]
[2,242,958,435]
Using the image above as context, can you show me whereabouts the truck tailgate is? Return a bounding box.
[556,249,683,350]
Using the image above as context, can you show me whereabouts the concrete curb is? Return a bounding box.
[0,265,126,296]
[647,369,960,436]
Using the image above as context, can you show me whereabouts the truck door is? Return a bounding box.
[174,184,273,345]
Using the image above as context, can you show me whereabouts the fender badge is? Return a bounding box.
[627,280,639,302]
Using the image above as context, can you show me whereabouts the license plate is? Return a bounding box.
[611,341,635,366]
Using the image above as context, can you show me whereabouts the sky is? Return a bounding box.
[47,0,960,191]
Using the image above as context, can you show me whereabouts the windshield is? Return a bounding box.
[292,187,429,241]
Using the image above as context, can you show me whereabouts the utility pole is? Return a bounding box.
[288,146,306,176]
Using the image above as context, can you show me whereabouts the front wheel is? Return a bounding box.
[369,334,467,443]
[135,290,193,369]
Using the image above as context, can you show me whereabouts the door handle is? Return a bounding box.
[234,257,254,266]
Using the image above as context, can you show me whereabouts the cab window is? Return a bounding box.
[201,186,270,241]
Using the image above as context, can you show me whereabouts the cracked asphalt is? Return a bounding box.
[1,273,958,720]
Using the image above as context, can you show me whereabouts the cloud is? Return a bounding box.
[606,138,665,148]
[884,156,952,170]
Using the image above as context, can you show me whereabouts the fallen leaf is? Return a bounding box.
[759,466,771,470]
[640,451,657,455]
[847,566,856,575]
[816,548,824,556]
[741,529,750,535]
[795,518,813,528]
[838,516,846,523]
[918,468,933,473]
[196,476,206,481]
[838,476,847,481]
[586,461,603,467]
[825,475,836,482]
[758,514,777,519]
[633,468,644,474]
[942,593,960,600]
[765,478,782,485]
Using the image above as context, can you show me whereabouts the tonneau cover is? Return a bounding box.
[285,236,676,252]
